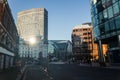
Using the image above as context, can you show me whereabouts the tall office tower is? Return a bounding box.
[17,8,48,59]
[90,0,120,64]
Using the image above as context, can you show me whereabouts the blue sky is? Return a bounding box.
[8,0,91,41]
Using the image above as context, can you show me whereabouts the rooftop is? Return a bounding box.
[73,22,92,29]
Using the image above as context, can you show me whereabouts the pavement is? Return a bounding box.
[49,61,120,70]
[0,67,20,80]
[79,62,120,70]
[0,65,28,80]
[48,64,120,80]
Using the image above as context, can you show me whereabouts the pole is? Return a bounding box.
[27,41,30,63]
[98,39,105,67]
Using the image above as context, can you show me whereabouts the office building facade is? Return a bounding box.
[48,40,73,61]
[72,23,94,62]
[17,8,48,59]
[90,0,120,63]
[72,23,99,62]
[0,0,19,70]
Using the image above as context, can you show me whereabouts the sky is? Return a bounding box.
[8,0,91,41]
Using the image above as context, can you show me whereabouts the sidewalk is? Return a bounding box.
[0,67,19,80]
[79,62,120,70]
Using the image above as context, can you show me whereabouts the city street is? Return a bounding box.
[21,63,120,80]
[1,0,120,80]
[21,65,52,80]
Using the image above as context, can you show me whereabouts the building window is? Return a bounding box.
[113,2,119,15]
[93,26,100,37]
[83,29,87,31]
[112,0,118,3]
[79,33,82,36]
[83,33,87,35]
[99,24,105,35]
[119,1,120,9]
[76,29,78,32]
[92,5,98,15]
[115,15,120,29]
[107,0,113,5]
[105,21,110,33]
[84,37,87,39]
[88,37,91,39]
[95,15,99,26]
[78,29,81,31]
[103,9,108,22]
[108,6,113,18]
[106,0,111,3]
[75,42,80,46]
[98,12,104,23]
[109,18,116,31]
[96,1,104,13]
[88,32,91,35]
[102,0,106,4]
[73,29,75,32]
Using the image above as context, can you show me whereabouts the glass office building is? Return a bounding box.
[48,40,72,61]
[90,0,120,63]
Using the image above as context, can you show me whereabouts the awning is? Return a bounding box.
[0,47,15,56]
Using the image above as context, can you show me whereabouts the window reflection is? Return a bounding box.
[108,6,113,18]
[115,15,120,29]
[113,2,119,15]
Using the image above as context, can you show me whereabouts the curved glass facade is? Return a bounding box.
[90,0,120,39]
[48,40,72,61]
[90,0,120,63]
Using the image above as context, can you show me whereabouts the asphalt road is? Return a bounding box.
[21,65,51,80]
[21,64,120,80]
